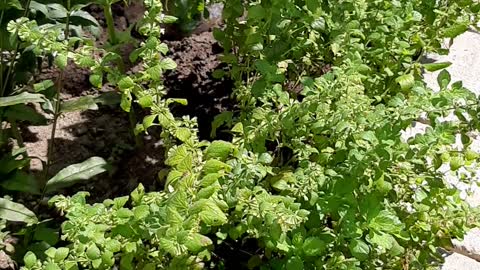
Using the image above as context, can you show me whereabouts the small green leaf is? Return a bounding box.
[159,58,177,70]
[0,198,37,223]
[437,69,451,89]
[184,233,213,252]
[423,62,452,72]
[302,237,326,256]
[86,244,101,260]
[45,157,109,194]
[89,74,103,88]
[44,262,61,270]
[105,239,121,252]
[349,239,370,261]
[258,153,273,164]
[133,205,149,220]
[286,256,304,270]
[34,80,54,92]
[465,150,479,161]
[55,54,68,70]
[395,74,414,90]
[118,77,135,90]
[117,208,134,219]
[203,159,231,174]
[54,247,69,262]
[24,251,37,268]
[205,141,233,161]
[175,127,192,142]
[450,157,464,171]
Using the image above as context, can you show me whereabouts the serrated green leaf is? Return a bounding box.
[89,73,103,88]
[444,23,468,38]
[133,205,149,220]
[86,244,101,260]
[24,251,37,268]
[205,141,233,161]
[54,247,69,262]
[349,239,370,261]
[203,159,231,174]
[302,237,326,256]
[286,256,304,270]
[395,74,414,90]
[184,233,212,252]
[55,54,68,70]
[175,127,192,142]
[160,58,177,70]
[437,69,451,89]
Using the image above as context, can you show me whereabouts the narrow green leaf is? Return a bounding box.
[0,92,45,107]
[1,171,40,194]
[45,157,109,194]
[60,96,99,113]
[443,23,468,38]
[34,80,55,92]
[5,104,47,124]
[423,62,452,72]
[0,198,37,223]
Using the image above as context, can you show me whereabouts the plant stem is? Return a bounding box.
[0,0,32,97]
[0,8,5,93]
[129,107,143,148]
[41,0,71,198]
[10,120,24,148]
[104,4,118,45]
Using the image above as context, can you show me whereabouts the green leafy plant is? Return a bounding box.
[6,0,480,269]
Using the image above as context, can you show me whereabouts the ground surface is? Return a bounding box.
[421,29,480,269]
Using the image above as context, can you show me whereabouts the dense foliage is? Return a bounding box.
[1,0,480,269]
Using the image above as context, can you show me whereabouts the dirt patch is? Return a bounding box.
[164,31,235,140]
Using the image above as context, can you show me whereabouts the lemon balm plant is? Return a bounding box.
[14,1,480,270]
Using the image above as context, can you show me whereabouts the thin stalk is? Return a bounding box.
[0,8,5,93]
[103,4,118,45]
[10,120,24,148]
[128,107,143,148]
[0,0,32,97]
[40,0,71,199]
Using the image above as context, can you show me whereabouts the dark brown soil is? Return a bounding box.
[164,31,235,140]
